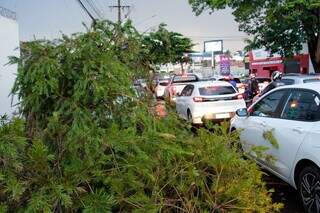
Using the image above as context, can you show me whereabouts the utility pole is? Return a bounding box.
[109,0,130,24]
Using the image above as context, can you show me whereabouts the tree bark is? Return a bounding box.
[180,62,185,74]
[314,34,320,73]
[308,35,320,73]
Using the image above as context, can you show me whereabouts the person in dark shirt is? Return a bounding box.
[259,71,284,97]
[246,73,259,99]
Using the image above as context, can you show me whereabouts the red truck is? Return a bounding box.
[246,49,310,77]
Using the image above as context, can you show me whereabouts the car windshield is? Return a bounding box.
[199,86,236,96]
[173,75,198,83]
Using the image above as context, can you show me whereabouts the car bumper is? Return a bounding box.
[192,112,236,124]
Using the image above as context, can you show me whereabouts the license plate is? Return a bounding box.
[215,113,230,119]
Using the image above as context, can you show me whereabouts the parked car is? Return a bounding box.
[231,83,320,213]
[281,73,320,85]
[254,74,320,103]
[163,74,200,103]
[217,75,242,92]
[176,81,246,125]
[155,78,171,99]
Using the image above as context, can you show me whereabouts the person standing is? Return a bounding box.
[246,73,259,101]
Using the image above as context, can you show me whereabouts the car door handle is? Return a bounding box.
[292,127,304,134]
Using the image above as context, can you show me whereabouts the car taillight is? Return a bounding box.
[193,97,203,102]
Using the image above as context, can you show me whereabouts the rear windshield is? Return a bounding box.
[173,75,198,83]
[159,81,169,86]
[281,79,295,85]
[199,86,236,96]
[256,78,271,83]
[303,78,320,83]
[218,78,241,83]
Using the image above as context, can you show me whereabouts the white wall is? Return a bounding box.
[0,14,19,116]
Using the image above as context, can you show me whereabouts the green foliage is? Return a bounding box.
[188,0,320,71]
[143,24,194,69]
[263,129,279,149]
[0,21,281,212]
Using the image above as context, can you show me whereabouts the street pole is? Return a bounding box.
[117,0,121,23]
[211,51,215,76]
[109,0,130,24]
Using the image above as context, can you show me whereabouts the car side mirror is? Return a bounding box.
[236,108,248,117]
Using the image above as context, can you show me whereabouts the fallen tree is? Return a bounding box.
[0,21,282,212]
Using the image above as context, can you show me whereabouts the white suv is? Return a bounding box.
[231,83,320,213]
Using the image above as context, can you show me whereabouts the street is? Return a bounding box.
[265,173,304,212]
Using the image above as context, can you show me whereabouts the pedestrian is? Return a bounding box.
[229,75,237,89]
[246,73,259,101]
[259,71,283,97]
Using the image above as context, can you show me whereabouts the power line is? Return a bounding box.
[76,0,97,24]
[84,0,104,19]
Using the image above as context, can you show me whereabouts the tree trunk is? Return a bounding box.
[314,34,320,73]
[308,35,320,73]
[180,62,185,74]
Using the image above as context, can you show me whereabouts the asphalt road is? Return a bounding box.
[264,172,305,213]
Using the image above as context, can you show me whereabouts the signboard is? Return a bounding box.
[219,55,231,76]
[204,40,223,53]
[252,48,281,61]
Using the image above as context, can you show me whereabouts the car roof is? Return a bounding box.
[189,80,233,87]
[283,74,320,80]
[273,82,320,93]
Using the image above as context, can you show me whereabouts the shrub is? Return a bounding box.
[0,21,282,212]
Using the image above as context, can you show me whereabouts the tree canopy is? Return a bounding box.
[188,0,320,71]
[143,24,194,71]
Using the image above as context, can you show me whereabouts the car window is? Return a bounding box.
[256,78,271,84]
[280,78,295,85]
[303,78,320,83]
[173,75,198,83]
[251,90,287,118]
[199,86,236,96]
[159,81,169,86]
[281,90,320,122]
[180,85,194,96]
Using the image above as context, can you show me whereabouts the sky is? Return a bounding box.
[0,0,248,52]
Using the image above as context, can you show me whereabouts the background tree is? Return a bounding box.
[188,0,320,72]
[143,24,194,72]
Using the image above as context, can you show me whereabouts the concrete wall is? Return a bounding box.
[0,11,19,116]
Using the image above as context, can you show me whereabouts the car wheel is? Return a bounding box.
[298,166,320,213]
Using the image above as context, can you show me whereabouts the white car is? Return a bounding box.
[176,81,246,124]
[231,83,320,213]
[155,79,170,99]
[164,74,200,103]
